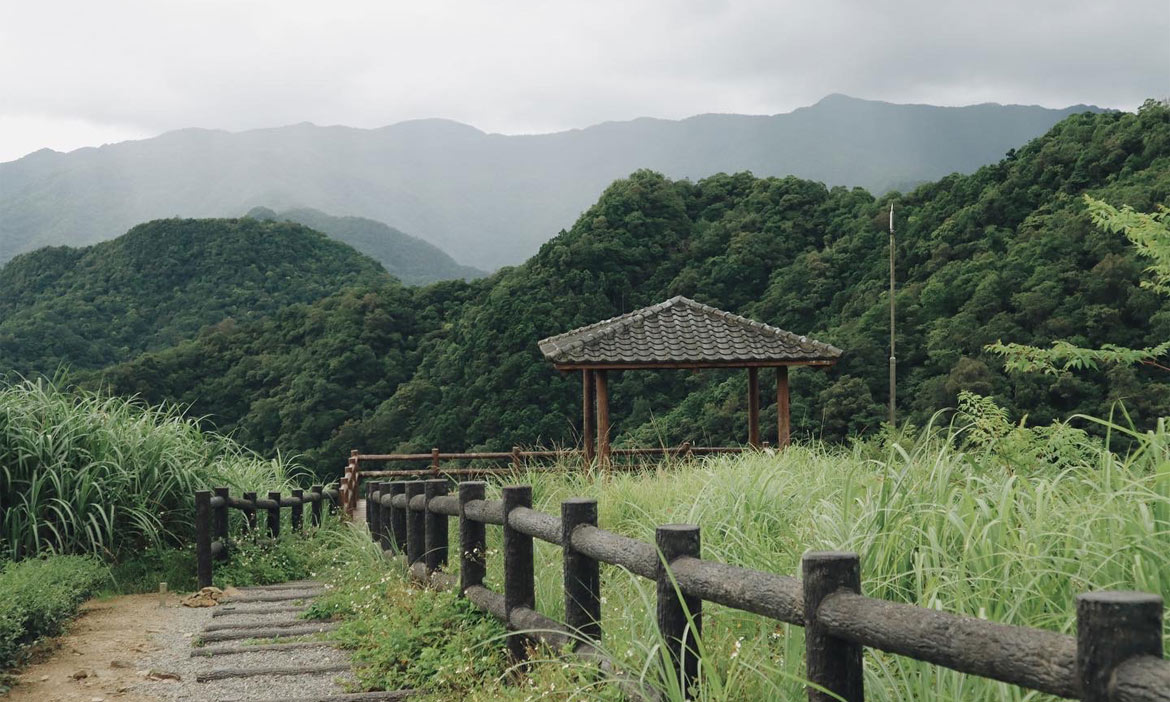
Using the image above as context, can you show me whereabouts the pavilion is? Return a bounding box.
[539,296,842,464]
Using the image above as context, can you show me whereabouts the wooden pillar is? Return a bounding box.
[777,366,790,448]
[595,370,610,467]
[748,367,760,448]
[582,370,596,465]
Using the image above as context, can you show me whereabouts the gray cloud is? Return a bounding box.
[1,0,1166,161]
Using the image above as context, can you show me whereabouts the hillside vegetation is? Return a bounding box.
[88,102,1170,470]
[0,95,1095,269]
[246,206,485,285]
[0,217,390,376]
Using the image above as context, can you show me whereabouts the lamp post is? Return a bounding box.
[888,203,896,428]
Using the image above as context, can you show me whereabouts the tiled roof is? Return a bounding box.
[538,296,842,366]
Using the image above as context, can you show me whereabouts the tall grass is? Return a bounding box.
[0,378,299,560]
[463,412,1170,701]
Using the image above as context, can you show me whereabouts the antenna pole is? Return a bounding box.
[888,203,896,428]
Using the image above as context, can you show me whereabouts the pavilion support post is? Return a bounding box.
[748,367,760,448]
[582,370,596,466]
[777,366,790,448]
[595,370,610,468]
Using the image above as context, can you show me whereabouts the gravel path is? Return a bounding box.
[133,582,367,702]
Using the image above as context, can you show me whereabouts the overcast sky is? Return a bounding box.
[1,0,1166,163]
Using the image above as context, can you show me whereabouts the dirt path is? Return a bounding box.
[5,592,177,702]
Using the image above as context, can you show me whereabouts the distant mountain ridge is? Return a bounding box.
[245,206,485,285]
[0,95,1100,269]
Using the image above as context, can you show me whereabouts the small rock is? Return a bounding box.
[181,586,224,608]
[70,669,91,680]
[109,659,134,669]
[39,675,49,681]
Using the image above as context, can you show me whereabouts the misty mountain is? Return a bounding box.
[0,94,1098,269]
[245,206,484,285]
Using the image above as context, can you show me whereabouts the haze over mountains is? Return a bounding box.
[0,94,1098,269]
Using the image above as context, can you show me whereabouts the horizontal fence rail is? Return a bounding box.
[361,478,1170,702]
[338,444,754,517]
[194,485,340,588]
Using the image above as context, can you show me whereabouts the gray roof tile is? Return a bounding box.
[538,296,842,366]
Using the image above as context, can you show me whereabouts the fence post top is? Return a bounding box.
[502,484,532,495]
[803,550,859,563]
[196,489,211,497]
[656,523,699,534]
[424,477,447,485]
[458,480,487,489]
[1077,590,1163,606]
[562,496,597,506]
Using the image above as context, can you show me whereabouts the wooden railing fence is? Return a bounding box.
[338,444,751,517]
[360,477,1170,702]
[194,484,340,588]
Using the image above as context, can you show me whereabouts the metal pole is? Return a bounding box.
[889,202,896,428]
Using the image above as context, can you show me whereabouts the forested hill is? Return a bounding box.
[0,95,1096,270]
[246,207,485,285]
[0,218,391,376]
[92,102,1170,470]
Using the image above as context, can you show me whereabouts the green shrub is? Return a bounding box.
[0,555,107,670]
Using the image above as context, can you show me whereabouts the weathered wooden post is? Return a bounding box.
[310,484,323,527]
[511,445,522,470]
[424,479,449,573]
[366,481,376,530]
[503,485,534,664]
[243,491,257,532]
[290,488,304,533]
[369,483,382,543]
[196,490,213,588]
[1076,590,1164,702]
[747,367,760,448]
[389,481,407,554]
[378,482,393,551]
[405,481,425,565]
[777,366,791,448]
[802,551,863,702]
[431,448,440,473]
[657,524,701,697]
[563,498,601,642]
[582,370,596,465]
[458,481,486,594]
[596,370,611,468]
[266,491,281,539]
[349,450,360,515]
[212,487,230,561]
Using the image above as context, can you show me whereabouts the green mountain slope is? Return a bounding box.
[90,102,1170,469]
[0,96,1097,270]
[0,218,391,376]
[246,206,484,285]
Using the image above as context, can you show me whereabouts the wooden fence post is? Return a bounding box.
[563,498,601,643]
[377,482,393,551]
[1076,590,1164,702]
[366,481,376,529]
[431,448,440,473]
[243,491,257,532]
[424,479,449,573]
[405,481,425,565]
[267,491,281,539]
[290,489,304,534]
[511,445,522,470]
[196,490,213,588]
[310,484,323,527]
[212,487,230,561]
[802,551,863,702]
[656,524,701,697]
[389,481,407,554]
[459,481,486,594]
[369,483,382,543]
[503,485,534,664]
[349,450,360,515]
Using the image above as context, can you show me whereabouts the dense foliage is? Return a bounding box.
[247,206,485,285]
[84,102,1170,468]
[0,217,389,376]
[0,378,297,559]
[0,555,107,674]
